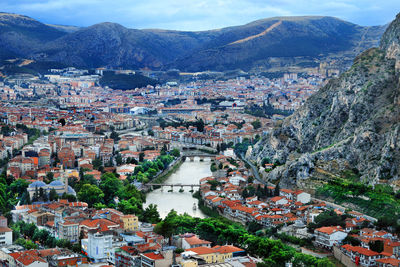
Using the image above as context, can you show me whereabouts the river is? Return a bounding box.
[144,159,212,218]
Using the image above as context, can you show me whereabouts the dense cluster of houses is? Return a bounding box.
[0,198,260,267]
[199,155,400,267]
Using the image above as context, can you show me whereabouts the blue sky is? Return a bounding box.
[2,0,399,30]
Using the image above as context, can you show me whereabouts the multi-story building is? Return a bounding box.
[115,245,138,267]
[0,216,12,246]
[315,226,347,249]
[58,146,75,168]
[58,220,80,242]
[120,215,139,232]
[82,231,113,263]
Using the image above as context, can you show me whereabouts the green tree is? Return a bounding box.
[49,188,58,201]
[44,172,54,183]
[77,184,104,207]
[141,204,161,224]
[116,153,123,166]
[251,120,262,129]
[139,152,145,162]
[274,183,280,197]
[110,130,120,141]
[170,148,180,158]
[369,240,384,253]
[100,172,122,204]
[93,157,103,170]
[118,197,142,215]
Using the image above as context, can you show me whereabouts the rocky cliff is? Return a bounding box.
[251,13,400,189]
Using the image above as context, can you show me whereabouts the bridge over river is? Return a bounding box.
[146,183,200,191]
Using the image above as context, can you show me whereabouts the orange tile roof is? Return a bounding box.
[212,245,244,254]
[376,258,400,266]
[186,246,216,255]
[10,250,46,266]
[341,245,380,257]
[142,252,164,260]
[185,236,212,246]
[316,226,343,235]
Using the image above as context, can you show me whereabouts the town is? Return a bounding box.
[0,65,398,267]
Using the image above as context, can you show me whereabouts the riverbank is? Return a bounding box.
[144,157,185,193]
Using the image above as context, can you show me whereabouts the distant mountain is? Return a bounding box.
[0,12,387,71]
[172,16,386,71]
[0,12,66,60]
[34,22,217,69]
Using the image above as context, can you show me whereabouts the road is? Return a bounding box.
[239,154,273,186]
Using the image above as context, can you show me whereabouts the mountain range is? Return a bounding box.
[0,12,387,72]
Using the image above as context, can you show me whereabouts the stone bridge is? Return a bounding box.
[146,183,200,191]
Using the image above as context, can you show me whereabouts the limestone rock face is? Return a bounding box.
[251,13,400,187]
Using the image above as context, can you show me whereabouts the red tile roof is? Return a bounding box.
[142,252,164,260]
[186,246,216,255]
[185,236,212,246]
[316,226,343,235]
[212,245,244,254]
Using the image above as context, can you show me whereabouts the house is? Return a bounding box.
[58,220,79,242]
[341,244,381,267]
[120,215,139,232]
[293,190,311,204]
[9,250,48,267]
[0,216,12,246]
[182,235,212,249]
[269,196,288,206]
[376,258,400,267]
[315,226,347,249]
[212,245,246,262]
[115,245,138,267]
[140,250,176,267]
[184,247,219,264]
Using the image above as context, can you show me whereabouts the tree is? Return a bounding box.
[261,157,271,167]
[77,184,104,207]
[195,119,205,132]
[49,188,58,201]
[116,153,122,166]
[274,183,280,197]
[248,176,255,184]
[170,148,180,158]
[58,118,66,126]
[44,172,54,183]
[100,173,122,204]
[242,188,249,198]
[139,152,145,162]
[110,130,120,141]
[154,210,178,244]
[118,197,142,215]
[141,204,161,224]
[369,240,384,253]
[308,210,346,232]
[93,157,103,170]
[251,120,262,129]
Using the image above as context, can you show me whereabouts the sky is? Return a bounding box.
[2,0,399,31]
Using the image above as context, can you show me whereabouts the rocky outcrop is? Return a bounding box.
[251,13,400,188]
